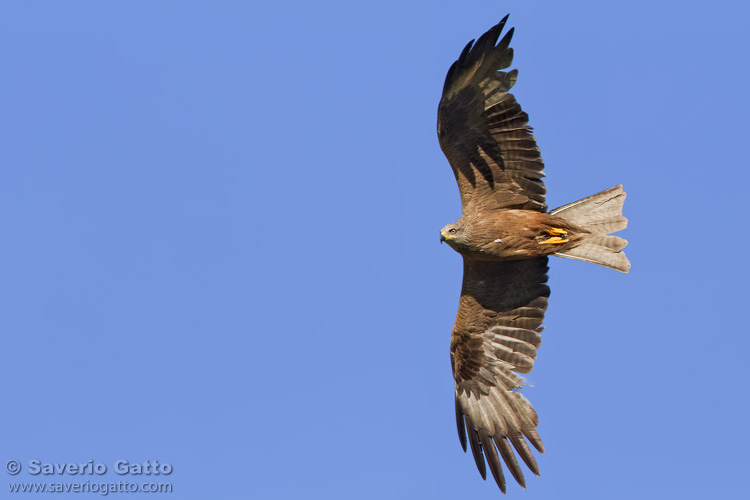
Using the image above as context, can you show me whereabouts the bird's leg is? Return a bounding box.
[537,227,569,245]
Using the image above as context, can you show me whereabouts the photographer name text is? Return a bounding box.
[6,460,172,476]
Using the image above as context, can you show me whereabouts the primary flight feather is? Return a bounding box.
[437,15,629,493]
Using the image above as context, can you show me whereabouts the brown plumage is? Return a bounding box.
[437,16,630,493]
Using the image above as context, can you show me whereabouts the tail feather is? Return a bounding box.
[552,185,630,273]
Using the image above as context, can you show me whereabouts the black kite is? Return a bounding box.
[437,16,630,493]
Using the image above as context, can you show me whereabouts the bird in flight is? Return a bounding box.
[437,15,629,493]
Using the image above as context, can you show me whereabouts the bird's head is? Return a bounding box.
[440,220,468,248]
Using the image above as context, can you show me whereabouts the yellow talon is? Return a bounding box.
[538,236,569,245]
[538,227,569,244]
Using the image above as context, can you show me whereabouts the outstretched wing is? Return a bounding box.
[451,257,550,493]
[438,16,546,213]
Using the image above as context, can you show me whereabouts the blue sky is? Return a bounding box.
[1,1,748,498]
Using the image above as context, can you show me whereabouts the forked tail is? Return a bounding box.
[551,185,630,273]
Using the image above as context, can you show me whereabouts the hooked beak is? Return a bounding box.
[440,230,447,244]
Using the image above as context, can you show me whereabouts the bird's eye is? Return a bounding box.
[449,228,457,234]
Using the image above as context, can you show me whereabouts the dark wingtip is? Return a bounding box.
[498,14,510,29]
[509,434,541,477]
[496,437,526,489]
[467,429,487,480]
[459,38,475,61]
[481,431,507,493]
[443,14,515,95]
[497,27,515,51]
[524,427,545,453]
[455,398,468,452]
